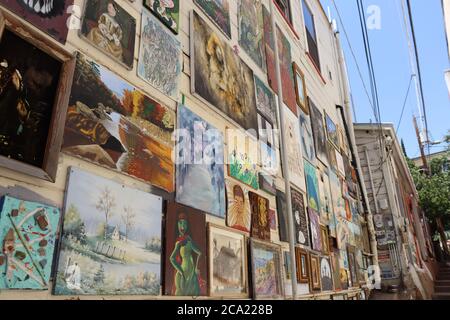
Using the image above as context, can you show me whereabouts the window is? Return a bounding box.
[275,0,292,23]
[302,0,321,70]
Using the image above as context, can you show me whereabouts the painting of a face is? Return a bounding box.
[226,180,251,233]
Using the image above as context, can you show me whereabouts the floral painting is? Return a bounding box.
[304,160,321,213]
[226,179,251,233]
[144,0,180,34]
[194,0,231,38]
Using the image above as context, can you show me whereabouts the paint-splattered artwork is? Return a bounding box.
[164,202,207,296]
[326,114,339,149]
[138,9,181,100]
[194,0,231,38]
[309,99,328,165]
[250,239,283,299]
[226,179,251,233]
[63,53,175,193]
[0,0,74,44]
[54,168,162,295]
[228,139,259,189]
[176,105,226,218]
[304,160,321,213]
[299,108,316,164]
[192,11,257,132]
[249,192,270,241]
[0,196,60,289]
[308,208,322,252]
[291,188,309,247]
[144,0,180,34]
[81,0,136,68]
[238,0,265,70]
[254,76,277,124]
[276,190,289,243]
[320,256,333,291]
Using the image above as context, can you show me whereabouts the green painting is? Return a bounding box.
[228,142,259,190]
[304,160,321,213]
[144,0,180,34]
[194,0,231,38]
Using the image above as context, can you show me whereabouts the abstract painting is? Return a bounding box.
[308,208,322,252]
[238,0,265,70]
[81,0,136,68]
[318,170,333,225]
[194,0,231,38]
[63,53,175,193]
[259,173,277,196]
[320,256,333,291]
[0,0,74,43]
[250,239,283,299]
[309,253,321,291]
[309,99,328,165]
[276,190,289,243]
[299,108,316,164]
[208,224,248,297]
[144,0,180,34]
[325,113,339,149]
[54,167,162,295]
[164,202,207,296]
[254,76,277,124]
[228,136,259,189]
[304,160,321,213]
[295,247,309,284]
[138,9,181,100]
[293,63,308,114]
[291,188,309,247]
[191,11,257,132]
[176,105,226,218]
[249,192,270,241]
[0,196,60,289]
[226,179,251,233]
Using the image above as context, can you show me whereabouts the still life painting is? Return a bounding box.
[226,179,251,233]
[194,0,231,38]
[144,0,180,34]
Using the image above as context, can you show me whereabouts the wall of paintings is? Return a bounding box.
[0,0,370,300]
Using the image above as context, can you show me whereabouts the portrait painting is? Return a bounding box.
[164,202,207,296]
[194,0,231,38]
[227,134,259,189]
[62,53,175,193]
[318,170,333,225]
[144,0,180,34]
[254,76,277,124]
[226,179,251,233]
[176,105,226,218]
[293,63,308,114]
[138,9,181,100]
[0,0,74,43]
[191,12,257,132]
[276,190,289,243]
[291,188,309,247]
[249,192,270,241]
[320,256,333,292]
[54,168,162,295]
[299,108,316,164]
[250,239,283,299]
[208,224,248,297]
[325,113,339,149]
[309,99,328,165]
[81,0,136,68]
[0,196,60,290]
[309,254,321,291]
[295,247,309,284]
[308,208,322,252]
[304,160,321,213]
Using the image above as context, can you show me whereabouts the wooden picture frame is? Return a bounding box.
[0,9,75,182]
[309,253,321,291]
[293,62,308,115]
[295,247,309,284]
[347,245,358,288]
[321,225,331,255]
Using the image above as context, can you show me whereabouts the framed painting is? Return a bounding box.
[164,202,207,296]
[320,225,330,255]
[249,192,270,241]
[208,224,248,298]
[254,75,277,124]
[144,0,179,34]
[336,150,346,177]
[295,247,309,284]
[238,0,265,71]
[309,253,321,291]
[227,134,259,189]
[176,105,226,218]
[80,0,136,69]
[318,170,333,225]
[325,113,339,149]
[0,196,60,290]
[327,141,338,172]
[259,173,276,196]
[138,9,181,100]
[293,63,308,114]
[250,239,284,299]
[308,208,322,252]
[276,190,289,243]
[63,53,175,193]
[331,249,342,291]
[347,245,358,287]
[309,99,328,165]
[258,114,279,175]
[225,179,251,233]
[53,167,162,295]
[0,10,75,182]
[320,256,333,292]
[194,0,231,38]
[291,188,309,247]
[304,160,321,213]
[0,0,74,44]
[299,108,316,164]
[282,250,293,296]
[191,11,258,133]
[336,216,350,250]
[269,208,277,231]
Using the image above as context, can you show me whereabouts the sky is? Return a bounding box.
[320,0,449,158]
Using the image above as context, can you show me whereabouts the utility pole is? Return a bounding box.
[413,116,429,175]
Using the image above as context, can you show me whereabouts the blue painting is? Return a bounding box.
[0,196,60,290]
[176,105,226,217]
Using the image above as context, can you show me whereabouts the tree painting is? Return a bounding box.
[122,206,136,243]
[95,187,116,240]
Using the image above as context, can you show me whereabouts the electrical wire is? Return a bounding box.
[396,74,415,134]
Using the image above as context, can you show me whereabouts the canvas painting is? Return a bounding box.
[249,192,270,241]
[138,9,181,100]
[282,250,292,296]
[176,105,226,218]
[194,0,231,38]
[318,170,333,225]
[336,217,350,250]
[304,160,321,213]
[228,135,259,190]
[250,239,283,299]
[269,208,277,231]
[62,53,175,193]
[0,196,60,289]
[295,248,309,284]
[347,246,358,287]
[54,168,162,295]
[309,99,328,165]
[192,11,257,132]
[258,114,279,175]
[336,150,346,177]
[331,249,342,291]
[320,256,333,291]
[0,30,61,168]
[81,0,136,68]
[226,179,251,233]
[309,254,321,291]
[164,202,207,296]
[291,188,309,247]
[321,225,330,255]
[254,76,277,124]
[209,224,248,297]
[144,0,180,34]
[283,104,306,191]
[325,114,339,149]
[259,173,277,196]
[293,63,308,114]
[327,141,338,172]
[308,208,322,252]
[299,108,316,164]
[276,190,289,243]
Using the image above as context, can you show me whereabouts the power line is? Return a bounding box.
[396,74,415,133]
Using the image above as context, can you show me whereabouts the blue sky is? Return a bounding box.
[320,0,449,158]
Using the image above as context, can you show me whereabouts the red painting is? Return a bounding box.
[249,191,270,241]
